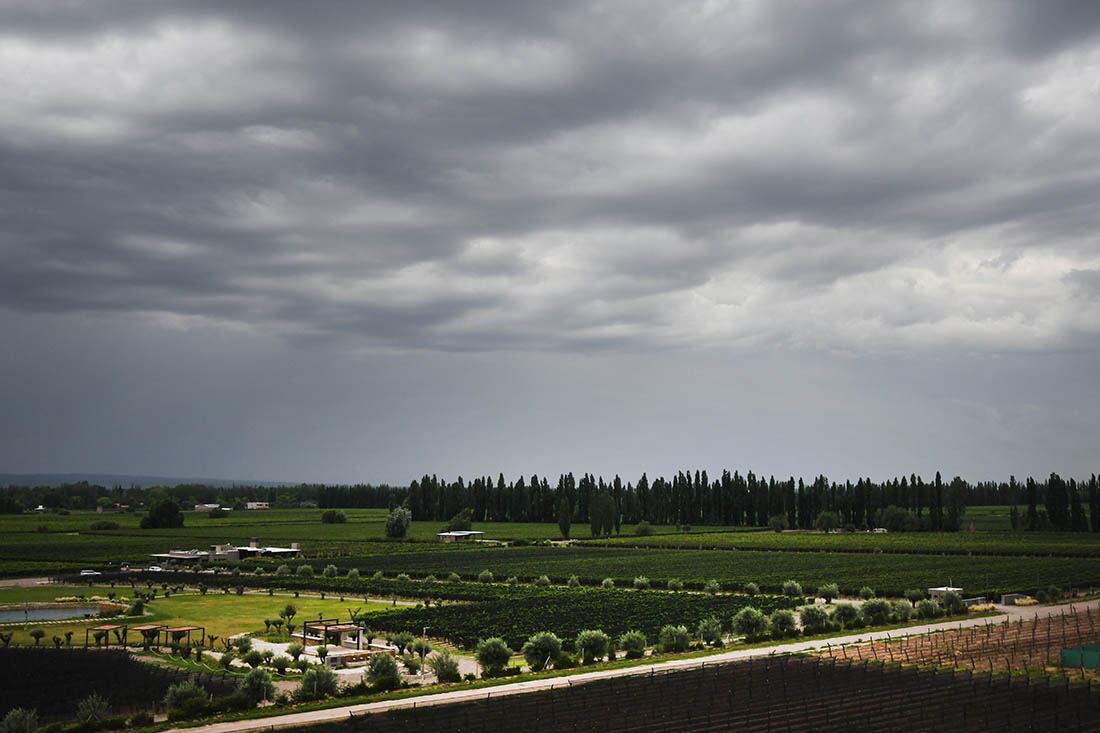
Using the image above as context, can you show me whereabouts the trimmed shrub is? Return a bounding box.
[535,575,551,587]
[567,575,581,588]
[3,709,37,733]
[859,586,876,600]
[275,565,291,576]
[799,605,829,634]
[892,599,913,622]
[818,582,839,604]
[295,667,339,701]
[476,637,513,674]
[447,572,461,582]
[575,629,610,664]
[697,616,723,646]
[743,582,760,596]
[733,607,769,638]
[618,630,647,659]
[320,510,346,524]
[164,682,207,712]
[916,599,941,620]
[601,577,615,589]
[271,655,291,675]
[522,632,562,671]
[861,598,892,626]
[634,521,655,536]
[657,624,691,653]
[704,579,721,594]
[941,591,967,616]
[478,570,494,584]
[346,568,360,580]
[904,589,926,604]
[769,609,798,639]
[781,580,802,597]
[295,565,314,578]
[429,650,461,683]
[239,668,275,703]
[832,604,861,628]
[396,573,411,582]
[366,653,401,691]
[322,564,338,578]
[667,578,684,591]
[633,576,650,590]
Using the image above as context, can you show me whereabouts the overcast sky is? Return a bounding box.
[1,1,1098,484]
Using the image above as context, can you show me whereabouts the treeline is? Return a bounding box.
[4,473,1099,533]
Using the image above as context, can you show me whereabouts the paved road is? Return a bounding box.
[168,598,1100,733]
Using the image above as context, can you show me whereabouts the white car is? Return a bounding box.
[79,569,102,577]
[146,566,164,572]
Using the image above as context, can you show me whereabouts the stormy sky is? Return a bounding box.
[1,1,1098,484]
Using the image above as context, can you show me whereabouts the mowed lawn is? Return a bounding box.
[0,585,390,645]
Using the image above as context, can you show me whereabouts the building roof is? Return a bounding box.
[928,586,963,592]
[437,530,485,537]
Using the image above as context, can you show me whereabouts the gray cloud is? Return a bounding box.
[1,0,1100,355]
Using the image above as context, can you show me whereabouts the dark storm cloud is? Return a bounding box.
[1,0,1099,353]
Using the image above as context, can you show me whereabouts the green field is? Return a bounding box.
[0,585,387,646]
[4,508,1100,599]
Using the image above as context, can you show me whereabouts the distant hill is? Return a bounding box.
[0,473,296,488]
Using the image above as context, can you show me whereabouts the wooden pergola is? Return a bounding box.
[84,624,126,648]
[165,625,205,649]
[131,623,166,649]
[301,618,358,647]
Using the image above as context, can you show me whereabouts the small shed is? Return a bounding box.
[927,586,963,602]
[437,530,485,543]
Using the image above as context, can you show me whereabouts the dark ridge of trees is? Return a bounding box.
[2,473,1098,533]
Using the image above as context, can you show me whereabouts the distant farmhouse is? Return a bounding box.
[151,538,300,564]
[246,501,270,510]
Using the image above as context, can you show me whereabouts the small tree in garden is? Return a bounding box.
[316,645,328,664]
[941,592,966,616]
[323,564,338,578]
[239,668,275,704]
[818,582,839,604]
[618,630,647,659]
[29,629,44,646]
[411,638,433,666]
[164,682,208,714]
[859,586,876,600]
[272,655,291,675]
[64,631,73,646]
[904,589,926,604]
[478,569,494,583]
[522,632,562,671]
[567,575,581,588]
[347,568,360,580]
[742,582,760,596]
[294,667,339,702]
[657,625,690,653]
[892,599,913,621]
[732,607,769,638]
[575,629,610,664]
[633,576,650,590]
[704,579,721,594]
[0,633,13,649]
[697,616,723,647]
[601,577,615,588]
[296,565,314,578]
[476,637,513,674]
[51,636,62,649]
[219,651,236,671]
[667,578,684,591]
[429,650,461,682]
[243,650,264,668]
[366,653,401,690]
[782,580,803,597]
[287,642,304,661]
[276,565,291,576]
[236,636,253,654]
[769,609,798,638]
[390,631,414,655]
[535,575,551,587]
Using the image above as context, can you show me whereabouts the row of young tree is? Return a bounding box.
[4,472,1099,533]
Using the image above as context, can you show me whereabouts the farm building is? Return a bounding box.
[245,501,270,510]
[437,530,485,543]
[151,539,301,564]
[927,586,963,601]
[193,503,221,512]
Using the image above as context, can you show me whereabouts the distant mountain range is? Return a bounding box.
[0,473,297,488]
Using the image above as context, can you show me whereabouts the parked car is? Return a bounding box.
[79,569,102,577]
[146,566,164,572]
[119,563,130,571]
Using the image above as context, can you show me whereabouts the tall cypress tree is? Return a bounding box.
[1026,477,1039,530]
[1089,475,1100,534]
